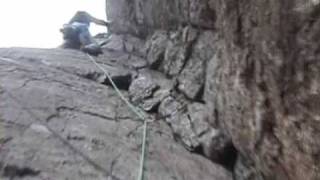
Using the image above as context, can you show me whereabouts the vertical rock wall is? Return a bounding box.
[209,1,320,180]
[106,0,215,37]
[106,0,320,179]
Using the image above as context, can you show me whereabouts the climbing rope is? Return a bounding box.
[86,54,148,180]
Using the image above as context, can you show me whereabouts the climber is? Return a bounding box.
[59,11,110,55]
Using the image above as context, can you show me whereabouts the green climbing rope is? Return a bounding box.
[86,54,148,180]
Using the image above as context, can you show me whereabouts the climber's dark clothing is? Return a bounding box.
[71,22,92,46]
[60,11,108,55]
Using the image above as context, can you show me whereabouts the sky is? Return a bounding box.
[0,0,107,48]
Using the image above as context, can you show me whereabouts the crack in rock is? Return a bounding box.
[1,163,40,178]
[53,106,133,123]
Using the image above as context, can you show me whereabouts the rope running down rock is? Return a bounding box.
[86,54,148,180]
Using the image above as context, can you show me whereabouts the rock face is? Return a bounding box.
[1,0,320,179]
[207,1,320,180]
[106,0,215,37]
[0,47,232,180]
[177,30,216,100]
[106,0,320,180]
[129,69,174,112]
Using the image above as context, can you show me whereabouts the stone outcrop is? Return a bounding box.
[105,3,235,179]
[106,0,320,180]
[0,47,232,180]
[106,0,215,37]
[207,1,320,180]
[1,0,320,179]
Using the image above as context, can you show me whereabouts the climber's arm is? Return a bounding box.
[69,11,110,27]
[87,14,110,26]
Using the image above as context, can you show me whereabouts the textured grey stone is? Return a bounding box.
[0,48,232,180]
[158,96,217,152]
[3,0,319,179]
[101,34,145,57]
[161,26,199,77]
[145,31,169,69]
[178,31,217,100]
[162,41,189,76]
[0,48,135,90]
[101,34,125,52]
[106,0,215,37]
[129,69,174,111]
[234,155,264,180]
[208,1,320,179]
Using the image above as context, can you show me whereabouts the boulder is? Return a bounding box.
[161,26,199,77]
[101,34,125,52]
[101,34,146,57]
[158,96,216,152]
[178,31,217,100]
[129,69,175,111]
[145,31,169,69]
